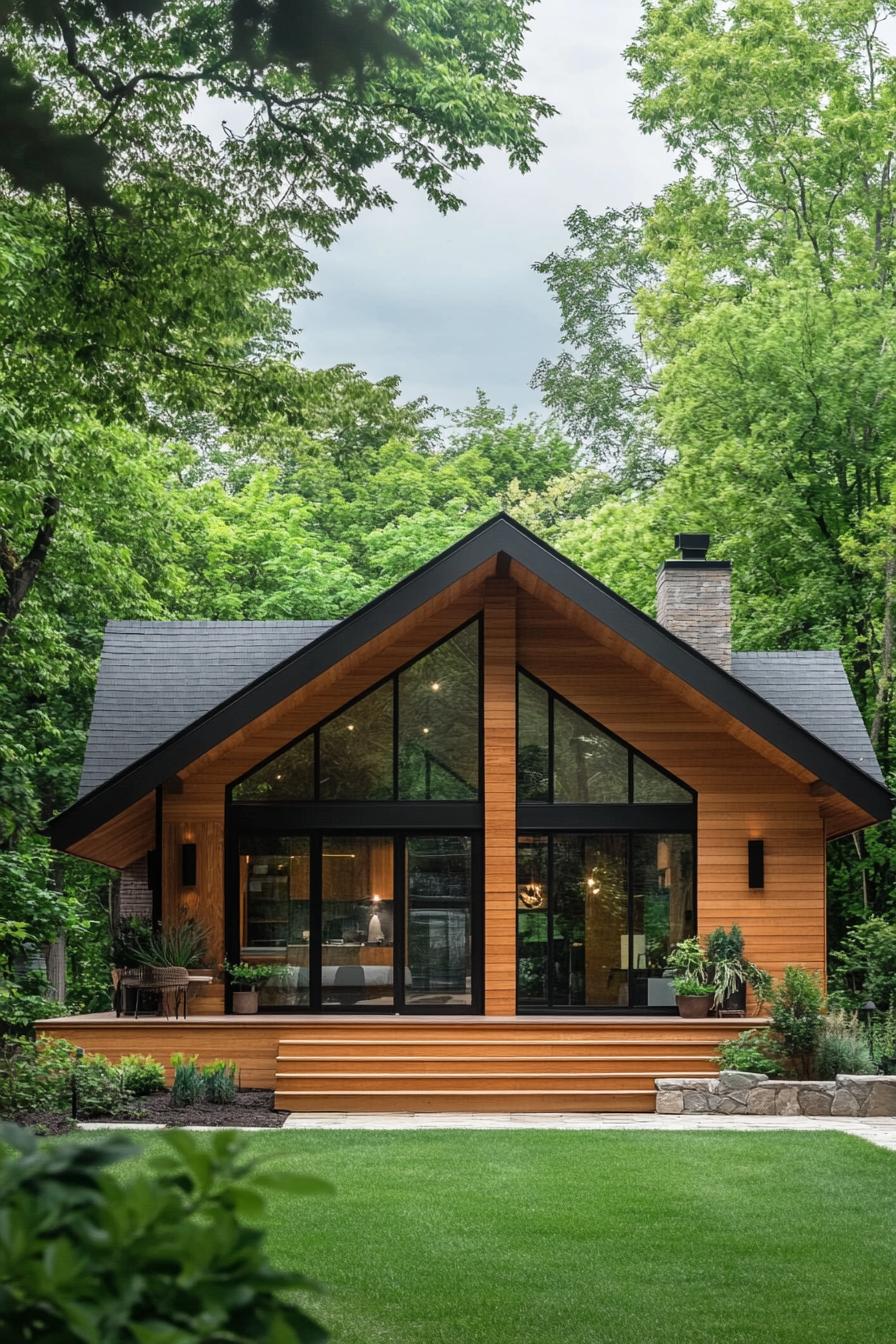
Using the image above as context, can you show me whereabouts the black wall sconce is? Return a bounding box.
[747,839,765,890]
[181,842,197,887]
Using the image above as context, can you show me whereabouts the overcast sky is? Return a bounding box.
[292,1,673,416]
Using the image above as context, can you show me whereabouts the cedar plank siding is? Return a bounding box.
[515,591,826,986]
[158,575,828,1015]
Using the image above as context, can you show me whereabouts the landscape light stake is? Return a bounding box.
[71,1046,84,1119]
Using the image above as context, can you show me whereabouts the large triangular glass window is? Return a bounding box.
[231,620,480,803]
[517,670,693,805]
[232,734,314,802]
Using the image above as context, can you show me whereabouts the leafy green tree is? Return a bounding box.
[535,0,896,915]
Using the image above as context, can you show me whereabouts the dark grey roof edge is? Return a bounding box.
[48,513,892,850]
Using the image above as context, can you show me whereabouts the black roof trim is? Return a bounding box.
[48,514,891,850]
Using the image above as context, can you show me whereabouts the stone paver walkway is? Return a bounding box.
[280,1110,896,1151]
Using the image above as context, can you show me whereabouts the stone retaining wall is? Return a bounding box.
[656,1071,896,1117]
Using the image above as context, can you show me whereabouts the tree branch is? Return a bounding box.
[0,495,61,645]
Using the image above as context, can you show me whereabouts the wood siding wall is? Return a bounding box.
[515,592,827,985]
[160,587,487,1010]
[155,574,829,1015]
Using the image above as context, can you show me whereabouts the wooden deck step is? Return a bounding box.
[277,1054,717,1075]
[277,1041,722,1059]
[273,1089,658,1114]
[274,1022,732,1111]
[275,1072,702,1094]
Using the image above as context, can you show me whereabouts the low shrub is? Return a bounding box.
[770,965,824,1077]
[717,1028,784,1078]
[829,915,896,1011]
[75,1054,134,1119]
[814,1010,875,1079]
[119,1053,166,1096]
[170,1052,204,1107]
[0,1123,329,1342]
[0,1036,75,1116]
[865,1004,896,1071]
[202,1059,238,1104]
[0,1036,136,1119]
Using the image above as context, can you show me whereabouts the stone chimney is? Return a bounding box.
[656,533,732,672]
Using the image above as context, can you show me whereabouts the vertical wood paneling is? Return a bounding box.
[483,578,518,1014]
[162,810,226,1011]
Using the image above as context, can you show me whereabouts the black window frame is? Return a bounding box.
[225,617,485,1014]
[515,668,697,1014]
[229,615,484,807]
[226,825,484,1015]
[516,667,696,832]
[516,827,697,1016]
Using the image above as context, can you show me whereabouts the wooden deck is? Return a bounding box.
[36,1014,765,1112]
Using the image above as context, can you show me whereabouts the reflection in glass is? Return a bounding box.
[517,674,550,802]
[239,835,310,1007]
[517,834,549,1006]
[632,756,691,803]
[398,623,479,799]
[319,682,393,800]
[552,833,628,1007]
[631,833,694,1009]
[405,836,472,1005]
[553,701,628,803]
[321,836,394,1008]
[232,734,314,802]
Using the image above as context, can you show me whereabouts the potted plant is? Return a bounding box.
[671,975,716,1018]
[706,924,772,1017]
[133,917,210,970]
[666,937,715,1018]
[222,960,278,1014]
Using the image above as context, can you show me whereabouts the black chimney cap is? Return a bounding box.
[674,532,711,561]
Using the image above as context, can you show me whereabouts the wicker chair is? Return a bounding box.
[132,965,190,1020]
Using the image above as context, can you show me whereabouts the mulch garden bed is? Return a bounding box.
[10,1089,286,1132]
[120,1088,285,1128]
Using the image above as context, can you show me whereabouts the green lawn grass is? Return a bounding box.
[132,1130,896,1344]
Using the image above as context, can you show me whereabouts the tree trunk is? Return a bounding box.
[45,934,66,1004]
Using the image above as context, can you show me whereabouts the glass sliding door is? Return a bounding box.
[517,832,695,1013]
[234,831,480,1012]
[321,835,395,1008]
[553,833,628,1008]
[238,834,311,1008]
[405,836,473,1007]
[517,835,549,1006]
[631,833,695,1010]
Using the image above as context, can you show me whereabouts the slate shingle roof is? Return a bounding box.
[78,620,337,797]
[731,650,885,787]
[78,621,885,798]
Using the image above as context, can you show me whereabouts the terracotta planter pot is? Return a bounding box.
[676,993,714,1019]
[232,988,259,1015]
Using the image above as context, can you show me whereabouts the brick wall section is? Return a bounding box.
[119,855,153,921]
[655,561,732,672]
